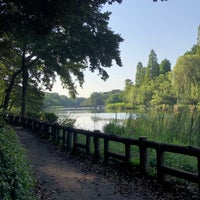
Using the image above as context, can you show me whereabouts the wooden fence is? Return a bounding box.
[5,115,200,187]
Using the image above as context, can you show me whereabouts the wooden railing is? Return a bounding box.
[5,115,200,187]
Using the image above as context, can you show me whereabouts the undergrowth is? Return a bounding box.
[0,125,36,200]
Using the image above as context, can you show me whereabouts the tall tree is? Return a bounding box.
[0,0,123,116]
[135,62,145,87]
[198,25,200,47]
[0,40,22,113]
[123,79,134,105]
[197,25,200,54]
[145,49,160,80]
[174,54,200,105]
[159,59,171,75]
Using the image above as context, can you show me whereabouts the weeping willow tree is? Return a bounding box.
[174,54,200,105]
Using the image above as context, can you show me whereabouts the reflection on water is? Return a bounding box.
[51,107,131,131]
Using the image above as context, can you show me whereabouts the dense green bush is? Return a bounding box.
[106,103,126,111]
[26,111,58,123]
[0,125,36,200]
[39,112,58,123]
[103,120,126,136]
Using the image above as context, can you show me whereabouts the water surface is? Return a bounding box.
[51,107,131,131]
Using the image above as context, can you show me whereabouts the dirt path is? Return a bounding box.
[15,127,150,200]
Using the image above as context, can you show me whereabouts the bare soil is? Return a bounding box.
[15,127,200,200]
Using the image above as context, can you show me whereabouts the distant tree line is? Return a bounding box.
[43,90,123,109]
[43,93,85,108]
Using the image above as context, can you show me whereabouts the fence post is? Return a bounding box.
[156,145,164,181]
[40,122,45,137]
[52,123,56,142]
[125,143,131,166]
[62,128,66,147]
[86,135,91,155]
[66,128,72,149]
[72,131,77,154]
[39,122,42,136]
[139,136,148,176]
[104,137,109,163]
[44,122,49,139]
[54,124,58,143]
[197,156,200,190]
[94,130,100,159]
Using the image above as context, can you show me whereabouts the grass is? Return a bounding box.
[102,107,200,175]
[104,108,200,147]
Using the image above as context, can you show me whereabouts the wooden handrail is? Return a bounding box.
[5,114,200,187]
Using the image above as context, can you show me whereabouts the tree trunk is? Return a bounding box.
[2,69,22,113]
[21,51,28,117]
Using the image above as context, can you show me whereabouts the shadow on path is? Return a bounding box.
[15,127,149,200]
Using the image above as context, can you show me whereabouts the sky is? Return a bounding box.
[50,0,200,98]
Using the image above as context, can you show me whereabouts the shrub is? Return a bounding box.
[103,120,126,136]
[0,125,36,200]
[106,102,126,111]
[26,111,58,123]
[39,112,58,123]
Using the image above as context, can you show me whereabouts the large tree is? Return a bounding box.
[0,0,123,116]
[135,62,145,87]
[159,58,171,75]
[198,25,200,47]
[174,54,200,105]
[145,49,160,80]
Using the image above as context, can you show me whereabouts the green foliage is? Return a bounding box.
[103,120,126,136]
[174,54,200,105]
[43,92,85,109]
[165,152,197,173]
[26,111,58,123]
[159,59,171,74]
[123,27,200,110]
[123,53,176,108]
[26,86,45,114]
[103,107,200,147]
[81,90,122,107]
[106,92,123,104]
[198,25,200,47]
[135,62,145,87]
[103,109,200,173]
[0,125,35,200]
[1,0,123,116]
[39,112,58,123]
[106,102,126,110]
[145,49,160,80]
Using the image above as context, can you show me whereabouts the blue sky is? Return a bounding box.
[51,0,200,98]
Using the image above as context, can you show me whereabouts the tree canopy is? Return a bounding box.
[145,49,160,80]
[0,0,123,116]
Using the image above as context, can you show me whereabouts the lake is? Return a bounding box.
[51,107,132,131]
